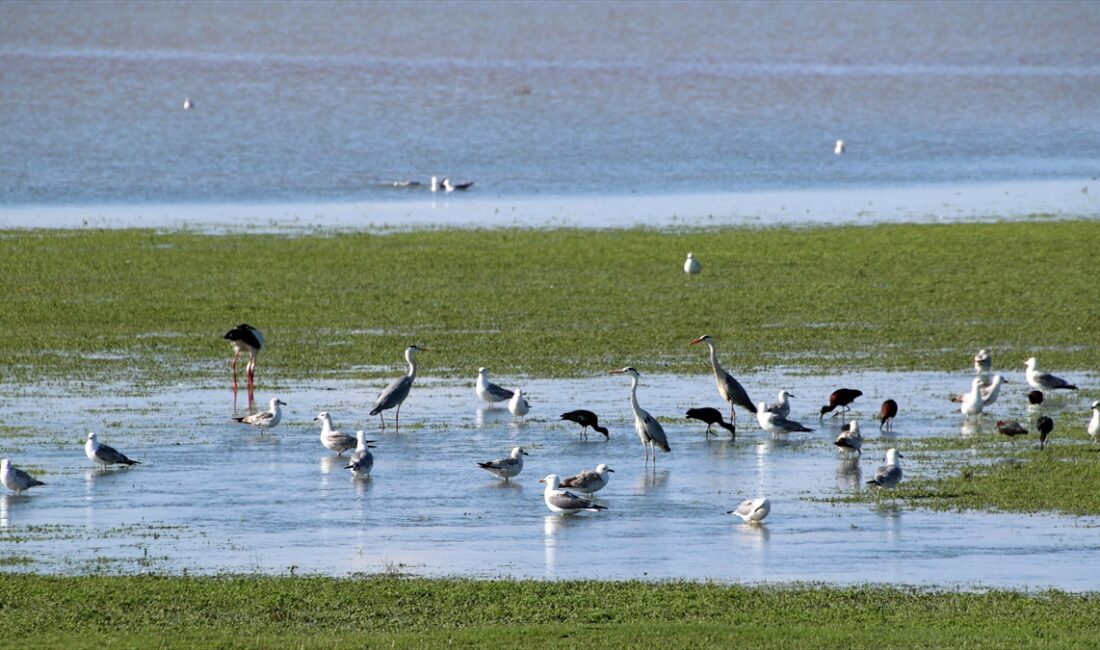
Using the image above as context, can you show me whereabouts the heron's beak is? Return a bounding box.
[689,337,704,345]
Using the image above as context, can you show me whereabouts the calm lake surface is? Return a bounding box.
[2,1,1099,213]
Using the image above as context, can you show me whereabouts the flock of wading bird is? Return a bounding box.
[3,324,1098,527]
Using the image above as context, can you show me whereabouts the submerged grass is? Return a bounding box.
[0,221,1097,383]
[2,575,1100,648]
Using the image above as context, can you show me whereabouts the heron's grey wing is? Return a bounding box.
[549,490,595,510]
[560,470,599,490]
[372,376,412,412]
[95,443,132,465]
[644,414,670,451]
[486,383,514,400]
[722,372,756,413]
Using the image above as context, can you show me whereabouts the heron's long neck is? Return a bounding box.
[405,350,417,378]
[706,342,723,377]
[628,376,642,418]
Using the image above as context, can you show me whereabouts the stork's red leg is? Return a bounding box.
[231,350,240,393]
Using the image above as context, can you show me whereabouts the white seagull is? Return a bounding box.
[1025,358,1077,391]
[1088,401,1099,443]
[183,97,193,110]
[1,459,45,494]
[683,253,701,274]
[834,420,863,456]
[233,397,285,433]
[369,345,427,433]
[765,389,794,418]
[559,463,614,495]
[610,367,671,465]
[508,387,530,420]
[540,474,606,515]
[477,446,528,482]
[476,367,514,407]
[834,139,845,155]
[951,374,1006,407]
[728,497,770,524]
[756,401,814,436]
[866,449,904,489]
[84,432,140,468]
[430,176,440,193]
[313,412,357,456]
[960,377,984,417]
[973,348,992,375]
[344,430,376,478]
[442,178,474,191]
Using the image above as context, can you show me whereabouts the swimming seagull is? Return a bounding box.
[1088,401,1099,443]
[820,388,862,419]
[879,399,898,431]
[728,497,770,524]
[834,420,863,456]
[476,367,514,407]
[233,397,285,434]
[834,139,845,155]
[183,97,193,110]
[690,335,755,425]
[1037,416,1054,450]
[610,367,671,465]
[559,410,609,440]
[313,412,357,455]
[84,432,140,468]
[765,390,794,418]
[430,176,440,192]
[1,459,45,494]
[369,345,427,433]
[477,446,528,482]
[959,377,984,417]
[224,324,264,404]
[559,463,614,495]
[344,430,377,478]
[756,401,814,436]
[508,387,530,420]
[866,449,903,489]
[685,407,736,438]
[540,474,606,514]
[1025,358,1077,391]
[683,253,701,274]
[391,179,421,188]
[442,178,474,191]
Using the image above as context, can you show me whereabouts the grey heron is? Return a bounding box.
[369,345,427,433]
[610,367,671,465]
[689,335,755,425]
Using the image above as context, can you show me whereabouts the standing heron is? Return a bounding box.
[369,345,427,433]
[224,324,264,405]
[610,367,670,465]
[689,335,755,426]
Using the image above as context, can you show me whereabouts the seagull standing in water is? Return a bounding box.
[559,463,614,495]
[430,176,440,193]
[1,459,45,494]
[477,446,528,482]
[84,432,140,469]
[683,253,701,274]
[834,420,863,456]
[960,377,984,417]
[442,178,474,191]
[233,397,285,434]
[1088,401,1099,443]
[728,497,770,524]
[369,345,427,433]
[611,367,670,465]
[476,367,514,408]
[508,387,530,420]
[224,324,264,405]
[344,431,376,478]
[540,474,606,514]
[866,449,903,489]
[690,335,755,426]
[756,402,813,436]
[313,412,357,456]
[1025,358,1077,391]
[765,390,794,418]
[834,139,845,155]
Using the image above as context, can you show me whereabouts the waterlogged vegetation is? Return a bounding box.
[0,221,1097,384]
[2,575,1100,648]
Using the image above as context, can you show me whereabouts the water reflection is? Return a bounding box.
[319,455,342,476]
[960,419,981,437]
[0,494,30,527]
[836,458,862,490]
[474,407,509,429]
[633,469,670,494]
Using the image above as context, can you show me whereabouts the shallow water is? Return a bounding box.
[1,367,1097,588]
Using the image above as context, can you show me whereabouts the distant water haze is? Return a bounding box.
[1,0,1098,205]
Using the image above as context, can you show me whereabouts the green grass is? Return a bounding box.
[2,575,1100,648]
[0,221,1097,383]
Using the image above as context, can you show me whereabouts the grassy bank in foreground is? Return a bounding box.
[0,222,1097,382]
[2,575,1099,648]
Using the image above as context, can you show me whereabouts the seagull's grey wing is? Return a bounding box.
[872,464,901,486]
[560,470,599,490]
[479,456,516,470]
[371,375,412,413]
[485,382,514,401]
[346,450,374,472]
[12,466,43,489]
[324,431,357,447]
[549,490,596,511]
[95,443,134,465]
[764,400,788,416]
[733,499,757,517]
[245,410,275,425]
[1037,371,1075,390]
[775,415,813,433]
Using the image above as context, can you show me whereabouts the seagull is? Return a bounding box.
[611,367,671,465]
[391,179,421,188]
[559,463,614,495]
[369,345,427,433]
[477,446,528,482]
[820,388,862,419]
[442,178,474,191]
[866,449,903,489]
[508,387,530,420]
[960,377,984,417]
[233,397,285,434]
[223,324,264,404]
[183,97,193,110]
[996,420,1029,440]
[973,348,992,375]
[756,401,814,436]
[950,375,1006,407]
[765,390,794,418]
[683,253,701,274]
[834,420,863,456]
[84,432,140,468]
[1025,358,1077,391]
[685,407,736,438]
[540,474,606,514]
[313,412,357,455]
[834,139,845,155]
[690,335,755,425]
[728,497,770,524]
[430,176,440,192]
[1,459,45,494]
[879,399,898,431]
[1037,416,1054,450]
[344,431,377,478]
[559,410,609,440]
[1088,401,1099,443]
[476,367,514,407]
